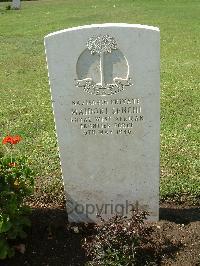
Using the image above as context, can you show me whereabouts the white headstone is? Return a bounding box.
[44,23,160,223]
[12,0,20,9]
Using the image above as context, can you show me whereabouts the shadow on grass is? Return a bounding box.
[160,206,200,224]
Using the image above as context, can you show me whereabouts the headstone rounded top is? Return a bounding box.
[44,23,159,39]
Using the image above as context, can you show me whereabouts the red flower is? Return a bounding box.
[8,162,17,167]
[2,135,22,145]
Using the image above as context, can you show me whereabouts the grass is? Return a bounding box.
[0,0,199,204]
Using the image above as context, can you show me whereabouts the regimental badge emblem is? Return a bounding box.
[75,35,132,96]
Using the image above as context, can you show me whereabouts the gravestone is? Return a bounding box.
[11,0,21,9]
[12,0,20,9]
[44,23,160,223]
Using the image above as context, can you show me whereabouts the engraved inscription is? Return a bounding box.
[70,98,143,136]
[75,35,132,96]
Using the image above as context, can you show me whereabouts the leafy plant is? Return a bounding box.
[82,209,178,266]
[0,135,34,259]
[83,210,152,265]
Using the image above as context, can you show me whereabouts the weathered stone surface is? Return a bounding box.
[12,0,20,9]
[44,23,160,222]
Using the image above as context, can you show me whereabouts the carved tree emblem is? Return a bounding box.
[87,35,117,86]
[75,34,131,96]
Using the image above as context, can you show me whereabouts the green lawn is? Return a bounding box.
[0,0,199,204]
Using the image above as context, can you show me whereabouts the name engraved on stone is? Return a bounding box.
[70,97,143,136]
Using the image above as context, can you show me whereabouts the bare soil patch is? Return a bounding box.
[1,203,199,266]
